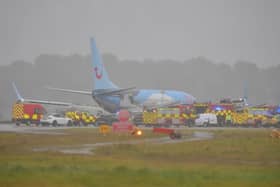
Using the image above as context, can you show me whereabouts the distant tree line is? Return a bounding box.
[0,53,279,120]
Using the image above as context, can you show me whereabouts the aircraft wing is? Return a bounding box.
[45,86,92,95]
[93,87,136,96]
[13,82,105,115]
[142,101,182,110]
[12,82,73,106]
[22,99,72,106]
[21,99,106,115]
[46,86,136,97]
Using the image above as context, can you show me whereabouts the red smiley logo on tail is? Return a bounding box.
[94,66,103,79]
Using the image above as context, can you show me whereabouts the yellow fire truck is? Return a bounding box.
[65,111,97,126]
[142,107,196,127]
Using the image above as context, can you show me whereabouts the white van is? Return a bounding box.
[195,113,217,127]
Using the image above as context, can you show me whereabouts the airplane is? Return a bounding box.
[47,38,196,113]
[12,82,106,116]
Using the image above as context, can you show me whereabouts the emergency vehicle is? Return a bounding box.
[12,102,46,126]
[195,113,218,127]
[142,106,196,127]
[65,111,97,126]
[209,103,234,126]
[230,107,278,127]
[273,105,280,115]
[248,107,279,127]
[193,103,210,114]
[231,109,250,126]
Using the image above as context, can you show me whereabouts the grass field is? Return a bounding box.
[0,128,279,187]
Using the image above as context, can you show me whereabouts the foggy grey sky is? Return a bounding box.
[0,0,279,67]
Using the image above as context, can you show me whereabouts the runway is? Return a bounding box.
[0,123,272,135]
[0,123,85,135]
[32,131,214,155]
[0,123,273,155]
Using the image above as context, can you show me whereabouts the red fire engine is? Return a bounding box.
[12,102,46,126]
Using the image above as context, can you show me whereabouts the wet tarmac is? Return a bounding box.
[0,123,270,155]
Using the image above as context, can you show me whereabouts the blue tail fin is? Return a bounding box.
[12,82,24,102]
[90,38,118,90]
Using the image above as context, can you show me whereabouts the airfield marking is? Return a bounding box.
[0,123,274,155]
[32,131,214,155]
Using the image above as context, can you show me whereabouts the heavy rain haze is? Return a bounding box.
[0,54,280,120]
[0,0,280,119]
[0,0,280,66]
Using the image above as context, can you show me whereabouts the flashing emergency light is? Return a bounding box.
[276,106,280,114]
[136,130,142,136]
[215,106,223,111]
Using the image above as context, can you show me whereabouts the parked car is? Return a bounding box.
[40,113,73,126]
[195,113,217,127]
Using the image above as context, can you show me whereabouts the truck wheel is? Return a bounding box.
[74,121,80,126]
[16,122,20,126]
[169,133,176,139]
[67,120,72,126]
[175,133,182,139]
[25,121,30,126]
[256,121,262,128]
[169,132,181,139]
[203,122,208,127]
[52,121,58,127]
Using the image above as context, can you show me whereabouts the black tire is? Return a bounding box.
[169,132,181,139]
[74,121,80,126]
[52,120,58,127]
[25,121,30,126]
[187,120,194,127]
[169,133,176,139]
[175,133,182,139]
[67,120,72,126]
[16,122,20,126]
[164,124,170,128]
[203,122,208,127]
[145,124,151,128]
[256,121,262,128]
